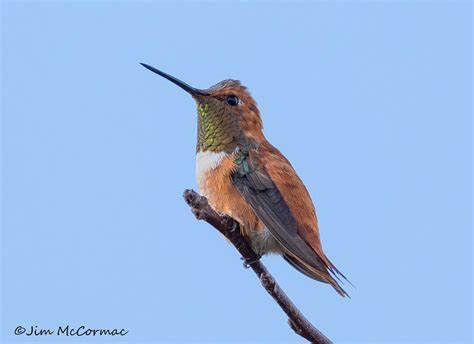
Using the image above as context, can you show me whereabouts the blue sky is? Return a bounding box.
[1,1,472,343]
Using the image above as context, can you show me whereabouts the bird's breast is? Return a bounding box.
[195,150,229,191]
[194,149,265,239]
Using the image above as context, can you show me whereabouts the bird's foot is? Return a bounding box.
[241,255,262,269]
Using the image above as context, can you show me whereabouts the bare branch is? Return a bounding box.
[183,189,332,344]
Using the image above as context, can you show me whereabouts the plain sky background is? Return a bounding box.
[1,1,472,343]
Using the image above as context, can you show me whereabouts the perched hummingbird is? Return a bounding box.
[141,63,349,297]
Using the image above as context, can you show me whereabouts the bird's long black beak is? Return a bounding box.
[140,63,208,96]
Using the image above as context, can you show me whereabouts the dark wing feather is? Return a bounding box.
[283,254,328,283]
[232,148,325,271]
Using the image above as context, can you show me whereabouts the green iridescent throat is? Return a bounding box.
[196,101,242,153]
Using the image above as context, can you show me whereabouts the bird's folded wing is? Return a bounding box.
[231,146,325,271]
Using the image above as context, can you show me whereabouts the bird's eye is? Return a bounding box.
[226,94,239,106]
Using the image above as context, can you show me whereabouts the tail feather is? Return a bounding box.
[283,254,328,283]
[325,255,355,288]
[283,253,350,298]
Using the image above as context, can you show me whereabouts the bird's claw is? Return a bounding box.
[241,255,262,269]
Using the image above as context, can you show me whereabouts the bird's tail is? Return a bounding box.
[283,253,351,298]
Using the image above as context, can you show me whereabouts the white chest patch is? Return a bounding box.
[195,150,227,190]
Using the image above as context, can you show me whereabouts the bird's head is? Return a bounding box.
[141,63,264,153]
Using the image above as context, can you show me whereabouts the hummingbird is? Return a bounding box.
[141,63,349,297]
